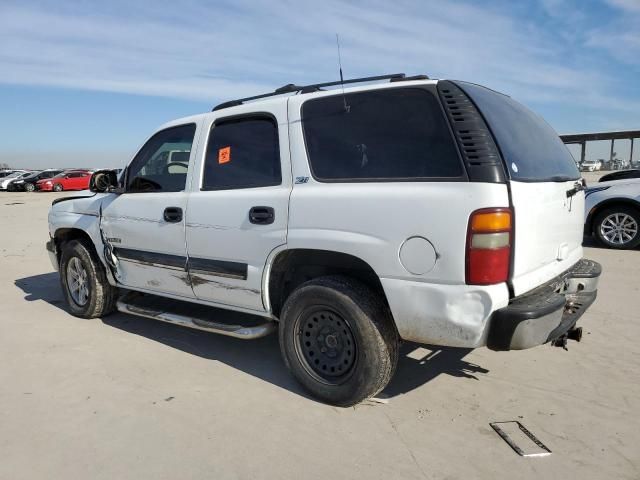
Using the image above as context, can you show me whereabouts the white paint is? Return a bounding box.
[509,179,585,296]
[47,78,593,348]
[399,237,437,275]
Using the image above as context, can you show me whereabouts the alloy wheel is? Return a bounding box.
[600,213,638,245]
[66,257,90,306]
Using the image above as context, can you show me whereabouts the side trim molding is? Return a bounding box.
[114,247,187,270]
[189,257,248,280]
[113,247,248,280]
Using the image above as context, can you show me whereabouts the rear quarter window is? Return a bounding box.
[457,81,579,182]
[301,88,463,182]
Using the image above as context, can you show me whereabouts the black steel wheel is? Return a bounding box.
[294,307,357,384]
[279,276,399,406]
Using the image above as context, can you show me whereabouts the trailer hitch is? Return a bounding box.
[551,327,583,350]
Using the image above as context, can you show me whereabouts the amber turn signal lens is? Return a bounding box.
[471,211,511,232]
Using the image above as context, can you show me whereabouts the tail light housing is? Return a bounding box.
[466,208,512,285]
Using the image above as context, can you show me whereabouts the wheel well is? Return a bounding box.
[53,228,94,264]
[586,199,640,234]
[268,249,389,318]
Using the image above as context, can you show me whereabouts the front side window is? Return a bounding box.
[127,124,196,193]
[202,116,281,190]
[302,88,463,181]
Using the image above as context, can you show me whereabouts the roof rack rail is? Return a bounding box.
[212,73,429,111]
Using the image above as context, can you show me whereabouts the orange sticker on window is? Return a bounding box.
[218,146,231,164]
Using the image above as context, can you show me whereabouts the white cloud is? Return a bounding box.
[0,0,637,129]
[585,1,640,65]
[605,0,640,12]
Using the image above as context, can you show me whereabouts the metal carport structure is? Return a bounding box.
[560,130,640,167]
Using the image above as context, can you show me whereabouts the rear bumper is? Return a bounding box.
[487,259,601,350]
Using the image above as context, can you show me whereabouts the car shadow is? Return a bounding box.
[381,344,487,399]
[15,272,489,403]
[14,272,66,307]
[582,235,640,250]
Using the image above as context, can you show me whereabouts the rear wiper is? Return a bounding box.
[566,180,586,198]
[548,175,575,182]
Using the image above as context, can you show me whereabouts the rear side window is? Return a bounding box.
[202,116,281,190]
[458,82,580,182]
[302,88,463,181]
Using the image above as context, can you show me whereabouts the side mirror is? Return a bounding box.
[90,169,122,193]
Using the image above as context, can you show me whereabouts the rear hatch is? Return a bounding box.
[457,82,584,296]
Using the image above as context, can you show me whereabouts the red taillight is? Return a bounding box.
[466,208,512,285]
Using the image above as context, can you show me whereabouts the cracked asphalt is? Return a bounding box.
[0,179,638,479]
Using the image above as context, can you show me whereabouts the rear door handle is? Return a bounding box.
[249,206,274,225]
[163,207,183,223]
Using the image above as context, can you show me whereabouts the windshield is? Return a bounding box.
[457,81,580,182]
[22,172,42,180]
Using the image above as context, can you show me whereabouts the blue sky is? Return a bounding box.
[1,0,639,169]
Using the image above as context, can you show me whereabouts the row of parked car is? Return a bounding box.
[0,168,93,192]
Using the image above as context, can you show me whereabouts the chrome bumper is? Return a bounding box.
[488,259,601,351]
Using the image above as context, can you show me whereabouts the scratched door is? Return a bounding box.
[185,103,291,312]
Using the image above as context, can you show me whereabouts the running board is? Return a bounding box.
[116,292,276,340]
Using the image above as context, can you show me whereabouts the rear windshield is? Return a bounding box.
[302,88,463,181]
[458,82,579,182]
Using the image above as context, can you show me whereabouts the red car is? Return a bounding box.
[37,170,92,192]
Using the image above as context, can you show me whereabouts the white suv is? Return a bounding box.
[47,74,601,406]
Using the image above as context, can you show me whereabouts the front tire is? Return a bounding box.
[59,239,118,318]
[279,276,399,407]
[594,205,640,249]
[53,183,63,192]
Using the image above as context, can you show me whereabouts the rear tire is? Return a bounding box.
[279,276,399,407]
[59,239,118,318]
[24,183,35,192]
[53,183,63,192]
[594,205,640,249]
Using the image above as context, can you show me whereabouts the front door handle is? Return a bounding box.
[249,206,274,225]
[163,207,183,223]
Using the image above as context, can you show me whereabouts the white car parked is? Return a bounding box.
[585,178,640,249]
[46,74,601,405]
[0,170,30,190]
[581,159,602,172]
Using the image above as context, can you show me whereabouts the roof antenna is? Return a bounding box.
[336,34,350,113]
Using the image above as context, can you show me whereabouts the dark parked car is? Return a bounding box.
[8,169,63,192]
[599,169,640,183]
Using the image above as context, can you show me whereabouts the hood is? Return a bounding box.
[593,177,640,188]
[50,193,105,216]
